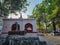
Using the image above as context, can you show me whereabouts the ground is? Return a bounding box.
[38,33,60,45]
[1,33,60,45]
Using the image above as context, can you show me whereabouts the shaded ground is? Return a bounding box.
[38,33,60,45]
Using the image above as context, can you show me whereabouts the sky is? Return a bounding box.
[8,0,42,18]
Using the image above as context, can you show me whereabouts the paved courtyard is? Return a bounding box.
[38,33,60,45]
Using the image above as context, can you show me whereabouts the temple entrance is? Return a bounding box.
[25,23,33,33]
[11,22,20,31]
[8,22,25,35]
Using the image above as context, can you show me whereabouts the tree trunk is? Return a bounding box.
[39,22,40,30]
[45,23,47,33]
[52,21,56,33]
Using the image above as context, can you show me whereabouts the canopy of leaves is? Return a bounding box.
[0,2,8,17]
[31,0,60,22]
[0,0,28,17]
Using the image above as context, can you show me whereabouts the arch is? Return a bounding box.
[11,22,20,31]
[25,23,33,32]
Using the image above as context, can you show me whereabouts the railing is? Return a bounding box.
[0,36,47,45]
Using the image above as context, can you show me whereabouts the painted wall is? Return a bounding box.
[2,18,36,33]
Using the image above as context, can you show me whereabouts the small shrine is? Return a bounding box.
[2,15,37,35]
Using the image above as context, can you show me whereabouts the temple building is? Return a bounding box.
[1,15,37,35]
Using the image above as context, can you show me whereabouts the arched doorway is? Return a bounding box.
[11,22,20,31]
[25,23,33,33]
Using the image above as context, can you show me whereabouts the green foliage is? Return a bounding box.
[0,0,28,17]
[0,2,8,17]
[28,0,60,32]
[4,0,28,12]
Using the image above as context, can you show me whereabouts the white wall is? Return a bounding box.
[2,18,37,33]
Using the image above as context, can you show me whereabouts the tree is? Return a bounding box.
[45,0,60,33]
[29,2,48,32]
[29,0,60,33]
[0,0,28,17]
